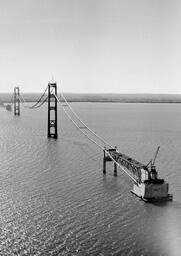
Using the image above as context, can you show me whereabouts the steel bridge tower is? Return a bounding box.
[47,82,58,139]
[14,86,20,116]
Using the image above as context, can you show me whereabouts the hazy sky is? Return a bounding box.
[0,0,180,93]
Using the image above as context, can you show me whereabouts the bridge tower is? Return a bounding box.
[14,86,20,116]
[47,82,58,139]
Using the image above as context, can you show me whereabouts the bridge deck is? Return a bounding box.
[104,148,149,180]
[107,149,147,168]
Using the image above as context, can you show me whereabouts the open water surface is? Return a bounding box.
[0,103,181,255]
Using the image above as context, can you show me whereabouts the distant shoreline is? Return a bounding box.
[1,93,181,104]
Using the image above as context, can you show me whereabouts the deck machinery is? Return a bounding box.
[103,147,173,202]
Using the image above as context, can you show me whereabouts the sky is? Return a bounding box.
[0,0,180,93]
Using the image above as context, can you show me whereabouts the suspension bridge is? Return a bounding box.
[4,81,173,202]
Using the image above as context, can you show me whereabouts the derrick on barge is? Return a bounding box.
[103,146,173,202]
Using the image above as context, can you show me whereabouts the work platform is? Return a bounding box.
[103,147,148,181]
[103,147,173,202]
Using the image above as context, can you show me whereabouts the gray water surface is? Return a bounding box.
[0,103,181,256]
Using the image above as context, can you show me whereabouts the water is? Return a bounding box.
[0,103,181,256]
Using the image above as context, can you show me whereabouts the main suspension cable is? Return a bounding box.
[59,92,114,149]
[55,93,136,181]
[20,86,48,109]
[13,84,136,181]
[30,96,48,109]
[60,92,127,157]
[29,86,48,109]
[105,151,137,182]
[55,93,103,150]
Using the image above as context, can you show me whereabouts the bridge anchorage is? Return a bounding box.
[103,146,173,202]
[47,82,58,139]
[14,86,20,116]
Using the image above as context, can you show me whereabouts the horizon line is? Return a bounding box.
[0,92,181,95]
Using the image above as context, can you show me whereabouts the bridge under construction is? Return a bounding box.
[5,81,173,202]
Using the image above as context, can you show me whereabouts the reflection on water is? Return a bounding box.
[0,103,181,255]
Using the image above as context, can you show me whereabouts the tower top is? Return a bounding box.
[51,75,54,83]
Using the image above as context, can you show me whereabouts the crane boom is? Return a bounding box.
[152,146,160,166]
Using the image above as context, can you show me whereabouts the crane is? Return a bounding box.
[152,146,160,167]
[146,146,160,180]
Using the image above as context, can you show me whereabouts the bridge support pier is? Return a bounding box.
[103,147,118,176]
[14,87,20,116]
[114,146,117,176]
[47,82,58,139]
[114,162,117,176]
[103,149,106,174]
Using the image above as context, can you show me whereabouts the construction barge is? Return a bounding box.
[103,146,173,202]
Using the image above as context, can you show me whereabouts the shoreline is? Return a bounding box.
[1,93,181,104]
